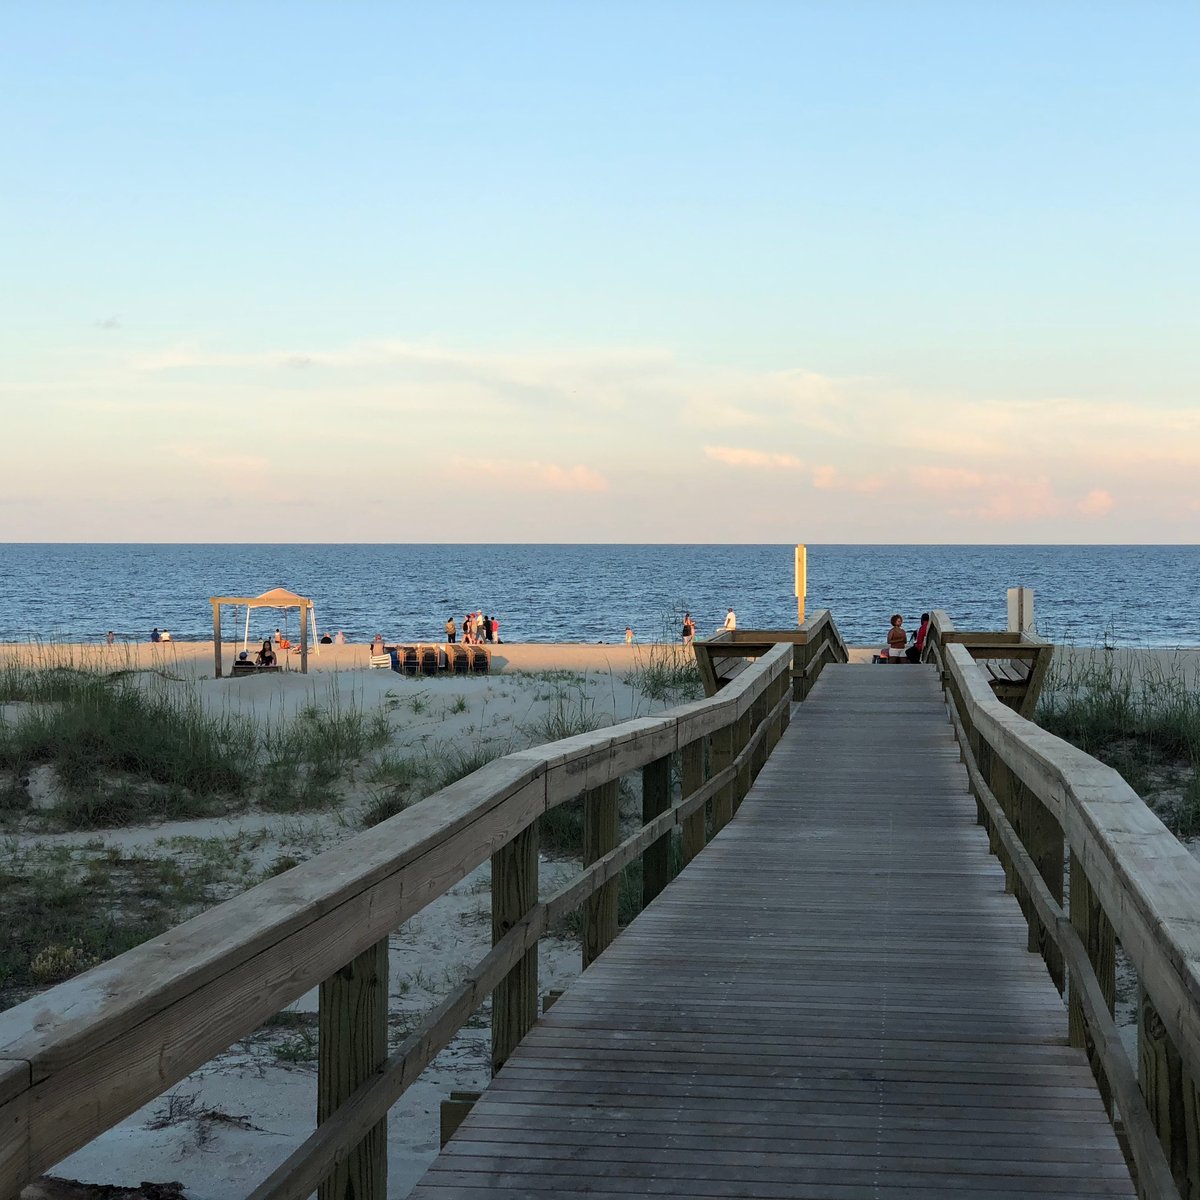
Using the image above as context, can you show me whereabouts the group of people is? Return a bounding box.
[879,612,931,664]
[446,612,501,644]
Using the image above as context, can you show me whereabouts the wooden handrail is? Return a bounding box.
[247,683,793,1200]
[937,664,1179,1200]
[927,610,1200,1196]
[0,641,799,1199]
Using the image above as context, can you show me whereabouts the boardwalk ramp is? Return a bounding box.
[412,665,1133,1198]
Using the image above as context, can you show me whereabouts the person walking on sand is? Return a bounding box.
[445,616,456,643]
[625,626,634,644]
[106,630,115,645]
[723,608,737,632]
[681,613,695,644]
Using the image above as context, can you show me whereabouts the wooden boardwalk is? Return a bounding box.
[411,666,1135,1198]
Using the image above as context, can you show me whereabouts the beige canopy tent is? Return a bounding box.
[209,587,318,677]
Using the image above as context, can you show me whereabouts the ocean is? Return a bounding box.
[0,544,1195,648]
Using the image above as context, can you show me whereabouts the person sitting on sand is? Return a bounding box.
[886,614,907,662]
[256,639,276,667]
[319,632,333,644]
[334,630,345,645]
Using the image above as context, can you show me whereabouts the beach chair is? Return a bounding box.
[469,646,490,675]
[447,645,470,675]
[369,653,392,670]
[420,645,439,675]
[400,646,419,676]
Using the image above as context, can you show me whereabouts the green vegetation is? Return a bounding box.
[0,837,261,1009]
[625,605,704,704]
[0,663,394,827]
[1036,650,1200,838]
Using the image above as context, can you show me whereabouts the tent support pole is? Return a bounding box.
[300,602,309,674]
[212,603,222,679]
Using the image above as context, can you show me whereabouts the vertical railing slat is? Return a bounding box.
[641,755,672,906]
[318,938,389,1200]
[583,780,620,968]
[491,824,539,1075]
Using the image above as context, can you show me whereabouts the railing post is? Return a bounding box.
[491,823,538,1075]
[318,937,389,1200]
[734,709,753,811]
[791,644,806,701]
[1139,987,1200,1196]
[711,720,736,834]
[641,755,671,906]
[680,737,707,866]
[1069,852,1115,1113]
[583,779,620,968]
[748,693,766,780]
[766,672,783,752]
[1023,783,1064,992]
[986,753,1018,894]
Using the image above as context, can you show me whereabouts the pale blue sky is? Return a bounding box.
[2,3,1197,541]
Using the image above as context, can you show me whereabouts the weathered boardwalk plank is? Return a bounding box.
[411,666,1134,1198]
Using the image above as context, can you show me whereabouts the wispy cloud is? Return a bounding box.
[1077,488,1115,516]
[704,446,803,469]
[447,457,609,493]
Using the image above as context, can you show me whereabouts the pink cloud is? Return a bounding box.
[449,458,609,492]
[704,446,803,470]
[974,479,1060,521]
[811,465,887,494]
[1077,488,1115,516]
[909,466,987,493]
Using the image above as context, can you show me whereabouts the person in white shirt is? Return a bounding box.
[723,608,737,632]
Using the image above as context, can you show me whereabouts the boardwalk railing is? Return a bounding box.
[692,608,850,698]
[927,611,1198,1200]
[0,636,835,1200]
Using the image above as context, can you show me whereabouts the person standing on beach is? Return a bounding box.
[491,615,500,643]
[106,630,115,645]
[682,613,695,644]
[625,626,634,644]
[723,608,737,632]
[445,616,456,643]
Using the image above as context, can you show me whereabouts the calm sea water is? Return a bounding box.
[0,544,1195,648]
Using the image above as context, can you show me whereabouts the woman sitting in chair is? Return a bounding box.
[886,614,908,662]
[256,639,276,667]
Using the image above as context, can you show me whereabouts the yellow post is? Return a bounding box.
[795,544,807,625]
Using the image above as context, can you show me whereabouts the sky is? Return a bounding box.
[1,2,1197,543]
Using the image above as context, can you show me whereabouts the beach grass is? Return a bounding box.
[1037,649,1200,836]
[0,839,257,1008]
[0,658,399,826]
